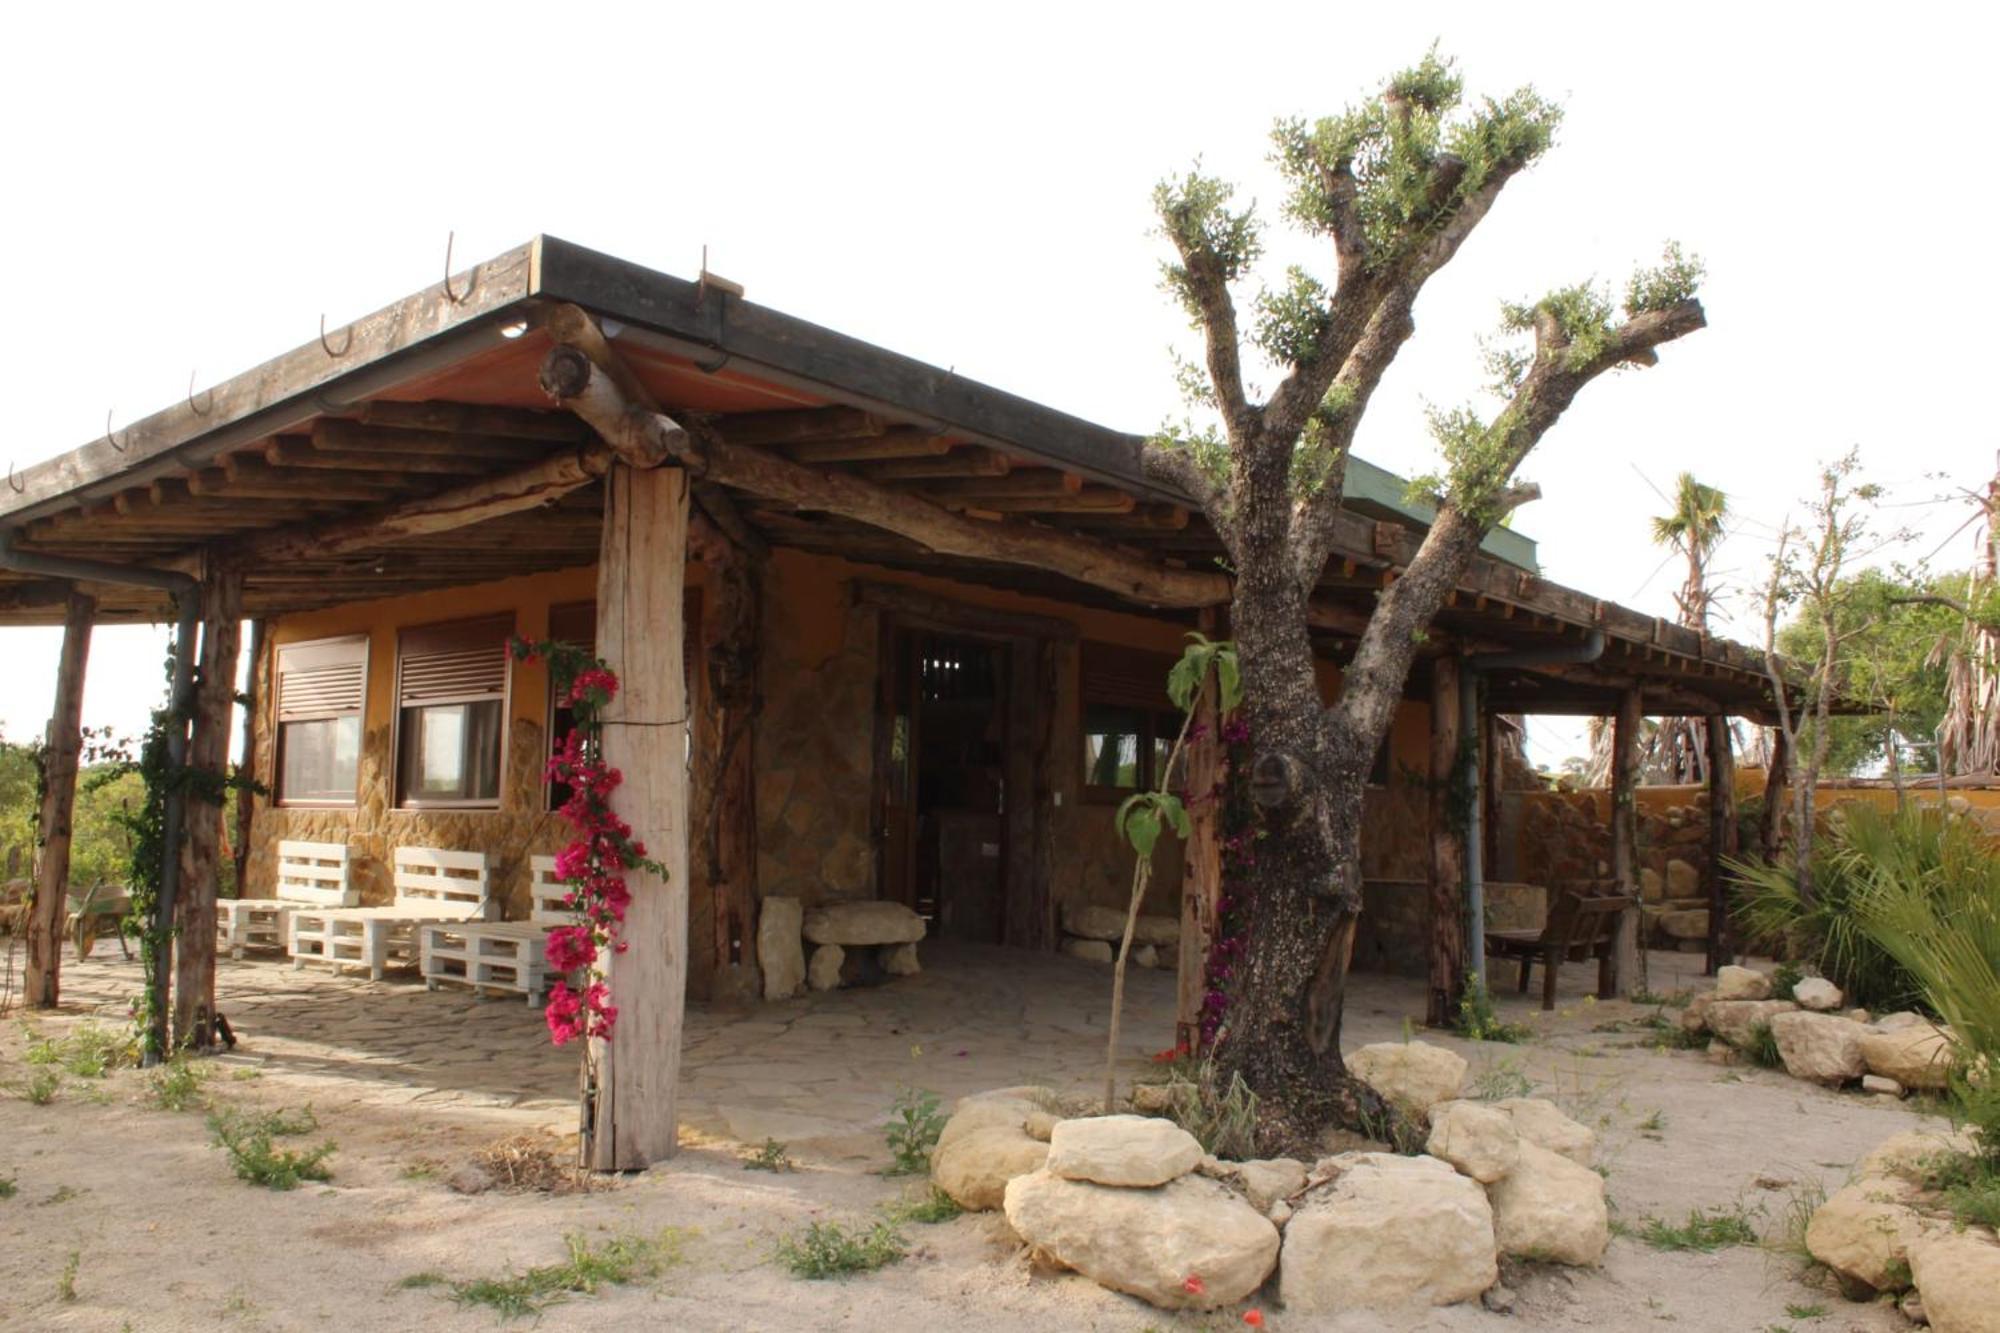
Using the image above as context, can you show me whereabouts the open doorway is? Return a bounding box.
[875,626,1011,944]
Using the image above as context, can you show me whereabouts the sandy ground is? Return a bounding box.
[0,943,1940,1333]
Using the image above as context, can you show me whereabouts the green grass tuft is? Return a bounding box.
[148,1057,207,1112]
[776,1219,906,1279]
[206,1106,336,1190]
[1632,1204,1761,1252]
[1744,1024,1784,1070]
[884,1185,963,1225]
[743,1138,795,1173]
[446,1230,685,1319]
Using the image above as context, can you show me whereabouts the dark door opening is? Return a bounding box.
[875,627,1011,944]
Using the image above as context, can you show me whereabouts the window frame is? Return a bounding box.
[392,614,514,811]
[1078,641,1181,804]
[273,633,369,808]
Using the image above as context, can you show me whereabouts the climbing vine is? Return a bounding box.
[510,637,663,1046]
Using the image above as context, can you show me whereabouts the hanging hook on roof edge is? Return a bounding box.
[319,314,354,357]
[187,370,214,418]
[6,460,23,494]
[105,409,131,453]
[444,231,476,305]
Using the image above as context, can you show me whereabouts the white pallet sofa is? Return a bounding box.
[288,847,492,981]
[218,840,355,960]
[419,855,574,1005]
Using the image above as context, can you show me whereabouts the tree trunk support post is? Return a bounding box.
[1704,713,1738,975]
[587,461,692,1171]
[233,618,267,898]
[1758,727,1790,863]
[1426,655,1466,1028]
[24,589,96,1009]
[1609,687,1644,998]
[1175,615,1223,1053]
[174,568,242,1049]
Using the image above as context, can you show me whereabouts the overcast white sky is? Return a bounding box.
[1,2,1992,767]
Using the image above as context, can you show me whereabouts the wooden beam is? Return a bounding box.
[940,486,1135,515]
[23,590,94,1008]
[790,429,948,464]
[187,461,405,504]
[539,346,1232,609]
[310,419,555,460]
[862,448,1011,481]
[1609,687,1645,998]
[1704,714,1738,975]
[1426,655,1465,1029]
[230,443,622,565]
[916,469,1081,500]
[588,463,691,1170]
[260,438,495,476]
[1062,504,1192,532]
[174,568,241,1050]
[354,398,588,442]
[720,406,882,447]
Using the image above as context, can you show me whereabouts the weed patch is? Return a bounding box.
[0,1174,15,1199]
[207,1106,335,1190]
[57,1250,79,1302]
[1632,1204,1760,1252]
[885,1185,962,1225]
[470,1133,600,1195]
[445,1230,685,1319]
[24,1023,133,1078]
[1920,1151,2000,1231]
[148,1057,207,1112]
[884,1088,945,1176]
[743,1138,794,1173]
[1454,978,1535,1043]
[1467,1056,1535,1101]
[1155,1057,1261,1159]
[777,1219,906,1279]
[1744,1024,1784,1070]
[20,1068,60,1104]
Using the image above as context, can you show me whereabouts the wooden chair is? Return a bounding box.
[419,855,575,1005]
[217,840,356,959]
[1486,883,1631,1011]
[288,847,492,981]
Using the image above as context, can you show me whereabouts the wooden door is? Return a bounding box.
[873,624,919,909]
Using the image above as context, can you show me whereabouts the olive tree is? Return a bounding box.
[1139,52,1706,1138]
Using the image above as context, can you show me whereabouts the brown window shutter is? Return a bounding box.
[397,615,513,708]
[276,636,368,721]
[1080,641,1175,711]
[547,602,597,653]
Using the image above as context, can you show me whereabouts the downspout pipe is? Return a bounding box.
[1458,629,1607,990]
[0,533,200,1065]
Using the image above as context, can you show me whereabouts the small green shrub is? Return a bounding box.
[1744,1024,1784,1070]
[447,1230,684,1319]
[1921,1151,2000,1231]
[24,1023,134,1079]
[1466,1056,1534,1101]
[885,1185,962,1225]
[1633,1205,1760,1252]
[744,1138,794,1173]
[1769,962,1804,1003]
[207,1106,336,1190]
[884,1088,945,1176]
[21,1068,60,1104]
[1155,1057,1261,1160]
[1785,1303,1828,1320]
[148,1057,207,1112]
[776,1220,905,1279]
[1454,978,1534,1044]
[0,1173,16,1199]
[58,1250,79,1302]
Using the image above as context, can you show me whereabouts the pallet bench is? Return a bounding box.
[218,840,356,960]
[419,856,573,1005]
[289,847,492,981]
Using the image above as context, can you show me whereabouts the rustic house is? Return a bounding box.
[0,237,1790,1167]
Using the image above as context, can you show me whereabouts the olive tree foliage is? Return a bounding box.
[1134,51,1707,1132]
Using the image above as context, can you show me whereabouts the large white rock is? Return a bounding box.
[1857,1128,1983,1182]
[933,1089,1053,1211]
[1059,937,1113,963]
[1665,859,1701,899]
[1792,976,1843,1011]
[1279,1153,1497,1313]
[1348,1041,1468,1117]
[806,943,844,991]
[1714,964,1771,1000]
[1705,998,1798,1047]
[801,900,926,945]
[1486,1142,1609,1266]
[1859,1025,1958,1091]
[1230,1158,1308,1213]
[1425,1100,1522,1184]
[1045,1114,1203,1188]
[1491,1098,1597,1168]
[881,941,921,976]
[1769,1010,1870,1085]
[756,896,805,1000]
[1004,1169,1279,1310]
[1908,1233,2000,1333]
[1805,1176,1937,1292]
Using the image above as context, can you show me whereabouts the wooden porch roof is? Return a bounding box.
[0,236,1789,720]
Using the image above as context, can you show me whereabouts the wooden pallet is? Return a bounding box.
[420,856,572,1004]
[217,840,356,960]
[289,846,490,981]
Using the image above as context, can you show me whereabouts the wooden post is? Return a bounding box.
[23,589,95,1009]
[1704,714,1738,975]
[1175,663,1222,1053]
[688,520,761,1004]
[587,462,691,1171]
[1426,656,1466,1028]
[233,618,266,897]
[1609,688,1645,997]
[1758,727,1790,864]
[174,569,242,1049]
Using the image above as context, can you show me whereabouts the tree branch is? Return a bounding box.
[1167,238,1257,443]
[1140,439,1236,556]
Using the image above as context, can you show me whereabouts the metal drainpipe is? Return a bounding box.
[0,534,200,1065]
[1459,629,1607,989]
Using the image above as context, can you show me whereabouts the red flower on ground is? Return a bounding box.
[1243,1310,1264,1327]
[1182,1274,1206,1296]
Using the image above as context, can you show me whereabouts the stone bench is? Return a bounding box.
[757,897,925,998]
[1057,902,1178,969]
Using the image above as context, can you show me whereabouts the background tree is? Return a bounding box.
[1141,51,1705,1139]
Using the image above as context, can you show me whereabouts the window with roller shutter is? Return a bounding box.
[394,614,512,807]
[275,635,368,805]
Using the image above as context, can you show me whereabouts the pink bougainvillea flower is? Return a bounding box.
[1242,1311,1264,1327]
[1182,1274,1206,1296]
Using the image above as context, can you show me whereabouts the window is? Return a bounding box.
[274,635,367,805]
[1080,642,1180,798]
[395,615,512,807]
